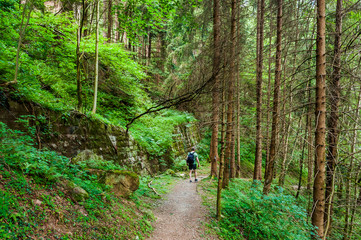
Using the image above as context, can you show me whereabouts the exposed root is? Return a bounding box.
[148,180,160,196]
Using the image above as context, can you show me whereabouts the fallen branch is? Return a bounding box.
[125,64,225,132]
[148,180,160,197]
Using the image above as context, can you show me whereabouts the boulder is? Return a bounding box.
[60,179,89,202]
[72,149,103,165]
[103,170,139,198]
[89,170,139,198]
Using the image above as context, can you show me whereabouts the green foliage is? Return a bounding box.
[0,2,195,158]
[217,180,315,240]
[0,122,153,239]
[131,109,195,155]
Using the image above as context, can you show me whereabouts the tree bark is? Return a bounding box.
[263,0,283,195]
[76,0,86,110]
[107,0,113,42]
[254,0,265,181]
[312,0,327,237]
[343,88,361,240]
[92,0,100,114]
[216,74,227,220]
[265,0,274,181]
[223,0,237,186]
[13,0,33,85]
[210,0,221,178]
[324,0,342,234]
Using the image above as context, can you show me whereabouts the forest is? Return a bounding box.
[0,0,360,239]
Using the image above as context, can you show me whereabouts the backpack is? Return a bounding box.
[187,152,195,165]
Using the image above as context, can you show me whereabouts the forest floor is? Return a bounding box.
[148,176,218,240]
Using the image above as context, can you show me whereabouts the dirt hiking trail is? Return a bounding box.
[148,176,218,240]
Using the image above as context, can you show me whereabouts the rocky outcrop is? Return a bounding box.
[0,91,200,174]
[72,150,140,198]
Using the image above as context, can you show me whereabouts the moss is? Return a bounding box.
[111,170,139,179]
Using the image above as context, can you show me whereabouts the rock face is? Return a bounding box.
[72,150,140,198]
[0,91,199,174]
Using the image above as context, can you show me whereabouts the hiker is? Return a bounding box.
[186,147,200,182]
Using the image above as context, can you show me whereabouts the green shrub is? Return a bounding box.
[218,180,315,240]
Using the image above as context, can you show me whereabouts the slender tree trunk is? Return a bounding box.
[12,0,33,85]
[278,94,292,187]
[210,0,221,178]
[349,171,360,237]
[223,0,237,187]
[343,88,361,240]
[76,0,86,110]
[148,32,152,65]
[216,74,227,220]
[263,0,283,195]
[83,1,89,36]
[306,81,314,219]
[254,0,265,181]
[324,0,342,234]
[231,117,236,178]
[265,1,274,179]
[236,61,241,178]
[92,0,100,114]
[115,8,120,42]
[312,0,327,237]
[296,121,307,198]
[107,0,113,42]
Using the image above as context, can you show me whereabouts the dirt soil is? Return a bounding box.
[148,176,218,240]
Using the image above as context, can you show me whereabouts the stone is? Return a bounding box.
[60,179,89,202]
[72,149,103,165]
[33,199,42,206]
[92,170,139,198]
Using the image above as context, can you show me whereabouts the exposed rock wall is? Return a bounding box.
[0,91,199,174]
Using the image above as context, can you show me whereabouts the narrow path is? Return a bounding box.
[148,177,217,240]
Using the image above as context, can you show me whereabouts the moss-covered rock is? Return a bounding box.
[60,179,89,202]
[88,169,139,198]
[72,149,103,164]
[104,170,139,198]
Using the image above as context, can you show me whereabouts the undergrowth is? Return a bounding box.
[199,178,316,240]
[0,122,155,239]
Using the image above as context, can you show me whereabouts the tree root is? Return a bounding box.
[148,180,160,196]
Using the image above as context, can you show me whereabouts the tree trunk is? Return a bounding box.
[235,5,241,178]
[324,0,342,235]
[312,0,327,237]
[92,0,100,114]
[296,122,307,199]
[263,0,283,195]
[107,0,113,42]
[343,88,361,240]
[210,0,221,178]
[254,0,265,181]
[76,0,86,110]
[265,1,274,180]
[216,75,227,220]
[13,0,33,85]
[223,0,237,187]
[235,63,241,178]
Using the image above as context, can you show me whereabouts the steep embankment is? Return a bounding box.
[0,90,199,175]
[0,91,201,239]
[0,119,202,239]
